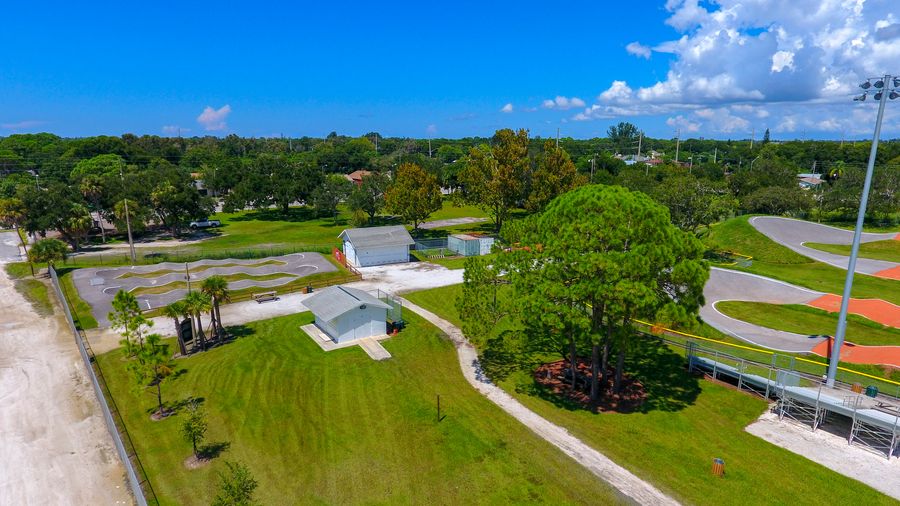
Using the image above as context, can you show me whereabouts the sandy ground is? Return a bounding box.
[750,216,898,276]
[747,408,900,500]
[0,240,131,504]
[419,217,488,229]
[399,296,678,505]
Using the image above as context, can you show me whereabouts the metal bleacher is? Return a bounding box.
[686,345,900,459]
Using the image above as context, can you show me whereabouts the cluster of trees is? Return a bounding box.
[459,185,709,403]
[1,153,211,250]
[2,127,898,250]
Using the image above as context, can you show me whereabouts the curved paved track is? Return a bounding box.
[701,268,826,352]
[749,216,899,277]
[74,253,336,327]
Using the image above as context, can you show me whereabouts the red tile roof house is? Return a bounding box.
[344,170,372,186]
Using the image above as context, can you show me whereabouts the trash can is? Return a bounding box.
[712,458,725,477]
[306,285,313,294]
[851,383,863,394]
[865,385,879,398]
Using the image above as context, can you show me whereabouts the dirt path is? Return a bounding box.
[398,297,679,506]
[0,251,131,504]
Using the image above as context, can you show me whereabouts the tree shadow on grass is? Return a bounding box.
[228,206,348,227]
[223,324,255,341]
[199,441,231,460]
[514,336,701,414]
[479,331,543,383]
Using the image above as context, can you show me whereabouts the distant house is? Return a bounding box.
[344,170,372,186]
[797,173,824,190]
[447,233,494,257]
[339,225,414,267]
[303,286,390,343]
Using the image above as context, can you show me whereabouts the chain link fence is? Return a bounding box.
[50,267,157,506]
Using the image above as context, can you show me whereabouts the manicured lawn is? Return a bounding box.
[404,285,893,505]
[706,216,900,305]
[716,301,900,346]
[96,311,623,505]
[12,277,54,316]
[806,239,900,263]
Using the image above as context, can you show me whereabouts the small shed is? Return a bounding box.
[339,225,414,267]
[447,233,494,257]
[303,286,390,343]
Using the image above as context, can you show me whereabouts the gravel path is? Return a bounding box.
[701,268,825,352]
[399,296,679,505]
[0,232,130,505]
[749,216,898,275]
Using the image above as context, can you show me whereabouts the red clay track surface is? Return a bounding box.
[811,339,900,368]
[807,294,900,328]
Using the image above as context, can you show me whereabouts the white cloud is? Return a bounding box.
[625,42,652,59]
[666,115,700,133]
[542,96,586,110]
[196,105,231,131]
[500,103,514,113]
[576,0,900,136]
[426,124,437,135]
[1,120,43,130]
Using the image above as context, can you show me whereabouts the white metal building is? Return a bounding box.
[303,286,390,343]
[339,225,414,267]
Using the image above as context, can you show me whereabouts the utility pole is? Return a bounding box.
[119,164,137,264]
[827,73,898,387]
[185,263,192,293]
[590,156,595,183]
[713,146,718,164]
[636,131,643,159]
[675,128,681,163]
[428,138,432,158]
[750,127,755,150]
[556,128,560,148]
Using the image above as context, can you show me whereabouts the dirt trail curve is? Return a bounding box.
[399,296,679,506]
[0,232,130,505]
[749,216,899,277]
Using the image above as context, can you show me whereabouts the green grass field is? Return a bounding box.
[118,260,287,279]
[806,239,900,263]
[706,216,900,305]
[716,301,900,346]
[403,285,893,505]
[96,311,623,505]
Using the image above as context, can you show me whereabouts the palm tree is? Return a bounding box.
[163,300,189,356]
[200,275,230,342]
[184,291,212,350]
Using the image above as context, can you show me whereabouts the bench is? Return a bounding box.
[251,291,278,303]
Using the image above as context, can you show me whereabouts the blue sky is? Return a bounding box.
[1,1,898,140]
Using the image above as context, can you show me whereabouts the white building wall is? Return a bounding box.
[343,240,358,267]
[349,244,409,267]
[315,315,340,341]
[333,306,387,343]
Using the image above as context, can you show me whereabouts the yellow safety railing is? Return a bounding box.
[633,318,900,388]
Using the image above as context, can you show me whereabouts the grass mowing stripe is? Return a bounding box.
[96,311,622,505]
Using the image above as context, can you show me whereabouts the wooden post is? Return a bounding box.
[436,394,441,423]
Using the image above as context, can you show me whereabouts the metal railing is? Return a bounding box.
[50,267,157,506]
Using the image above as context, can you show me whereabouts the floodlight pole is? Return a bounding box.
[826,74,892,387]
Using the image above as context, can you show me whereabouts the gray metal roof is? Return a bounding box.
[302,285,390,321]
[339,225,414,248]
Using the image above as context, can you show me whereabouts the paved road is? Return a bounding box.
[400,297,678,505]
[74,252,336,327]
[0,230,24,262]
[701,267,826,352]
[750,216,898,275]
